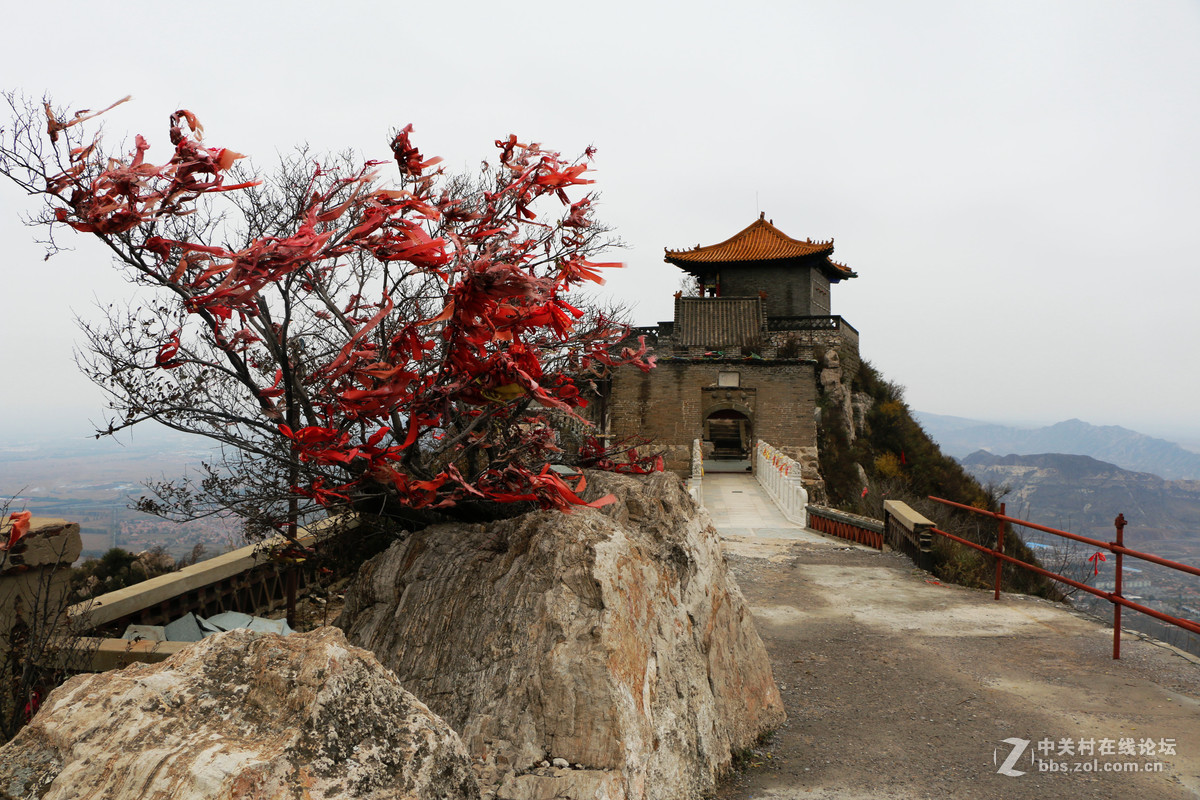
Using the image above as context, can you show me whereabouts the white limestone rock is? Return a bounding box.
[338,470,785,800]
[819,349,856,444]
[854,462,870,494]
[850,391,874,438]
[0,627,479,800]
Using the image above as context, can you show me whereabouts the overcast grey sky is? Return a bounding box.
[2,1,1198,444]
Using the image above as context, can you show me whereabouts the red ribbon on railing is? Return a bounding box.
[1088,551,1107,576]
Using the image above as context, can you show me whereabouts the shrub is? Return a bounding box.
[818,361,1063,600]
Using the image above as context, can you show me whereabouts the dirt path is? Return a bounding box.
[714,535,1200,799]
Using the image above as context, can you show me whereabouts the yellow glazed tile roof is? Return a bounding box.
[664,214,855,279]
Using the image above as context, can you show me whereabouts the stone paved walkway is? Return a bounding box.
[701,473,832,550]
[702,473,1200,800]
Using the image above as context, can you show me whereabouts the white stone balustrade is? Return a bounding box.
[755,440,808,527]
[685,438,704,506]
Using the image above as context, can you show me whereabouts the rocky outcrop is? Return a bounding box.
[0,517,84,741]
[850,391,873,438]
[813,348,868,503]
[0,627,479,800]
[134,547,177,576]
[818,348,855,443]
[0,517,81,576]
[337,471,784,800]
[791,445,823,496]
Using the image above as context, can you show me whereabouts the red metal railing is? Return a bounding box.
[928,496,1200,659]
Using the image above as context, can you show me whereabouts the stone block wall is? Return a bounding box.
[0,518,82,638]
[766,325,860,379]
[631,315,860,380]
[608,360,818,472]
[0,517,82,729]
[716,263,818,317]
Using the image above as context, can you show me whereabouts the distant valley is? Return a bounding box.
[914,413,1200,652]
[913,410,1200,554]
[958,451,1200,547]
[915,413,1200,480]
[955,450,1200,654]
[0,431,237,560]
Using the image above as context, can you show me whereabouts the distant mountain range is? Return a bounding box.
[959,451,1200,544]
[914,413,1200,481]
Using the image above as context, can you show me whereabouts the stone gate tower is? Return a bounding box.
[604,214,861,489]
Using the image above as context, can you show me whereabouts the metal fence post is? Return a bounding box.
[994,502,1005,601]
[1113,513,1126,660]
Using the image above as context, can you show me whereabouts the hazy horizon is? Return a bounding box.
[3,408,1199,456]
[3,1,1198,444]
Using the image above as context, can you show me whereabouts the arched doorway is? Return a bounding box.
[704,409,752,460]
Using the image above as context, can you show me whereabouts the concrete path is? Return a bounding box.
[701,473,835,556]
[702,473,1200,800]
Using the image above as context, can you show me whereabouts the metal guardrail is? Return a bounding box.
[635,316,857,342]
[928,496,1200,660]
[755,441,808,526]
[806,505,884,549]
[766,315,859,336]
[631,325,663,340]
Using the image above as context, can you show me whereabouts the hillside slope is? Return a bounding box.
[815,359,1058,598]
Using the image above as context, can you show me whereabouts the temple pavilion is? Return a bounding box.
[664,212,857,317]
[601,215,863,481]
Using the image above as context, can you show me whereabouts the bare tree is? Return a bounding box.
[0,94,655,548]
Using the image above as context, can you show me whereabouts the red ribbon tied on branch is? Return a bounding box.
[2,511,31,551]
[1087,551,1107,576]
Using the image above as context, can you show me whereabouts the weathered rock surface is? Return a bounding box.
[850,391,873,438]
[0,627,479,800]
[337,471,784,800]
[818,348,854,443]
[0,517,81,573]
